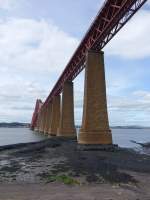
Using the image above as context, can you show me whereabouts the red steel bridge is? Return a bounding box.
[31,0,148,130]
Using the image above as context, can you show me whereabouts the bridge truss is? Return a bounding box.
[31,0,148,128]
[44,0,147,106]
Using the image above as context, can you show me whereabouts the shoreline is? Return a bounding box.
[0,139,48,151]
[0,137,150,199]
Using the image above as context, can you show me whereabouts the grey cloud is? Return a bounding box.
[10,106,33,111]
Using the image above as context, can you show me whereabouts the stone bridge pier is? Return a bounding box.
[32,50,112,146]
[78,50,112,145]
[35,112,41,132]
[38,108,44,133]
[44,101,52,135]
[58,81,76,137]
[49,95,60,136]
[40,107,47,133]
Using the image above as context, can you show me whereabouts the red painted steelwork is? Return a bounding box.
[31,0,147,129]
[30,99,43,130]
[44,0,147,105]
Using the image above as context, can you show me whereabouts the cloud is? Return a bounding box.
[107,90,150,126]
[0,79,48,122]
[105,9,150,59]
[0,17,79,122]
[74,88,150,126]
[0,0,18,10]
[0,1,149,125]
[0,18,79,73]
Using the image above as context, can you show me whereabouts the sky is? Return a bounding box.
[0,0,150,126]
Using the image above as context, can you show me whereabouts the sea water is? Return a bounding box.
[0,128,150,148]
[0,128,46,146]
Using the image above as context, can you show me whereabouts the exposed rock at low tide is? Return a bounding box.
[0,137,150,185]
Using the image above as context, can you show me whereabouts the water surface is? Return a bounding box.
[0,128,46,146]
[0,128,150,148]
[112,128,150,148]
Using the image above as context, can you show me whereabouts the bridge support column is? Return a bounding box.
[35,114,41,132]
[58,81,76,137]
[78,50,112,145]
[44,102,52,134]
[49,95,60,136]
[38,110,43,133]
[40,107,46,133]
[43,106,49,135]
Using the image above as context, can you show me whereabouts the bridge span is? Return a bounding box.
[31,0,147,145]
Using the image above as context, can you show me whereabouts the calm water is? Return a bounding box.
[0,128,150,148]
[0,128,46,146]
[112,128,150,148]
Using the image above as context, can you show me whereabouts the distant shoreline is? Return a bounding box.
[111,126,150,129]
[0,123,30,128]
[76,125,150,129]
[0,123,150,129]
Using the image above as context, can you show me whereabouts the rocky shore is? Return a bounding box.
[0,137,150,199]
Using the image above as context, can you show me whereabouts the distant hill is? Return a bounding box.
[111,126,150,129]
[76,125,150,129]
[0,122,30,128]
[1,123,148,129]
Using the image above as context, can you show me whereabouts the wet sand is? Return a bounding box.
[0,137,150,200]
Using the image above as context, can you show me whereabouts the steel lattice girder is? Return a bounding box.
[31,0,147,128]
[44,0,147,106]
